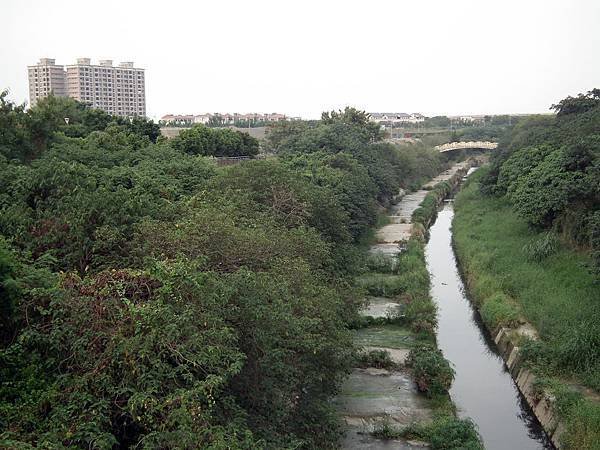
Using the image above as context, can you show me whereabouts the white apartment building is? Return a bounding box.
[369,112,426,124]
[160,112,292,126]
[28,58,146,117]
[27,58,67,107]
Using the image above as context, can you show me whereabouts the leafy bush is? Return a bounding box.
[412,181,452,226]
[425,417,483,450]
[0,239,20,340]
[0,267,255,448]
[406,345,455,397]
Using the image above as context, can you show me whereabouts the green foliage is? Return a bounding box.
[171,124,259,157]
[0,91,160,162]
[364,253,396,273]
[0,101,452,447]
[0,266,256,448]
[557,394,600,450]
[404,297,438,336]
[0,239,20,341]
[551,88,600,117]
[0,90,34,161]
[479,89,600,275]
[527,378,600,450]
[456,123,512,142]
[406,345,455,397]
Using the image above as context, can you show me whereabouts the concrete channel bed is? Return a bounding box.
[334,162,471,449]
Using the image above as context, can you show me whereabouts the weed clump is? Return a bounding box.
[523,232,560,262]
[404,297,437,336]
[356,349,397,370]
[406,345,455,397]
[372,416,483,450]
[480,292,519,329]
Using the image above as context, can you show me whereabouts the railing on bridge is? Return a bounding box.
[434,141,498,153]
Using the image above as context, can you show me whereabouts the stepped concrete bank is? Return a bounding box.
[336,160,474,449]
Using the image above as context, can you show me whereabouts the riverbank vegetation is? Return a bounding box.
[0,94,451,448]
[454,171,600,449]
[455,171,599,385]
[456,89,600,385]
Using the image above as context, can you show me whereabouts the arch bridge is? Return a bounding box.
[435,141,498,153]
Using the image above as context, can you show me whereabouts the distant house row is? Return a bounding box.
[160,112,299,126]
[451,115,486,124]
[369,112,426,124]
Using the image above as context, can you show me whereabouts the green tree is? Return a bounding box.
[171,124,259,157]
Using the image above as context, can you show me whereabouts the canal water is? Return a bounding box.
[425,201,553,450]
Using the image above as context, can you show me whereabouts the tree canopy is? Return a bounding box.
[170,124,259,157]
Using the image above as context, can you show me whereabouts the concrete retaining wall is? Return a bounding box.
[492,326,564,448]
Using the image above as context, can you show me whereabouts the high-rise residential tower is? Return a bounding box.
[27,58,67,107]
[66,58,146,117]
[28,58,146,117]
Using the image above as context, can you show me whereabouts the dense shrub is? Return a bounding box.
[0,266,256,448]
[0,239,20,341]
[406,345,455,397]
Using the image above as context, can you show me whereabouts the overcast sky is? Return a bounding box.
[2,0,599,120]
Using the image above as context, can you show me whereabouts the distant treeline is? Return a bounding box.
[0,96,446,448]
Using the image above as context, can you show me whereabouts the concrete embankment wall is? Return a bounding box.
[492,327,564,448]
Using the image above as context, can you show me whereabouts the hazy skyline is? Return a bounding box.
[2,0,599,120]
